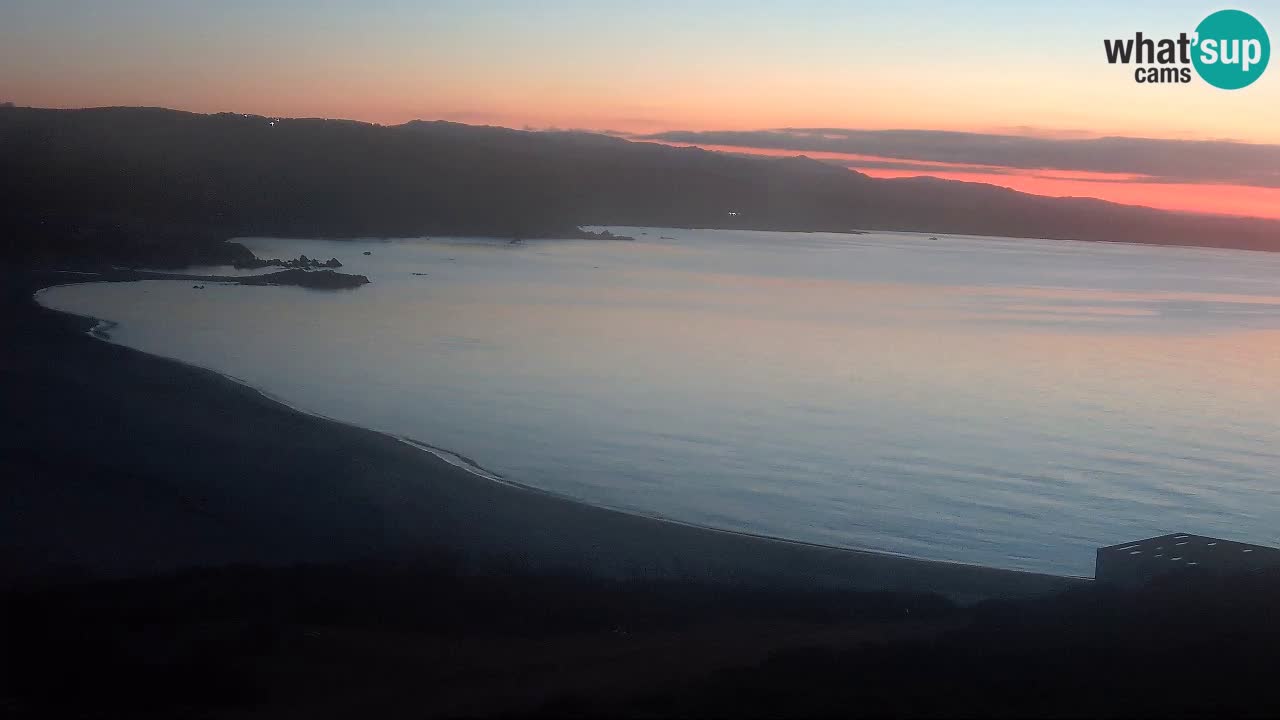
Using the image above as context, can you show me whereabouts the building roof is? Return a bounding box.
[1100,533,1277,554]
[1096,533,1280,586]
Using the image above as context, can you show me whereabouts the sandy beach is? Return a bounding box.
[1,269,1082,601]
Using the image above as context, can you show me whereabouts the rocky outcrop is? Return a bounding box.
[237,269,370,289]
[234,254,343,270]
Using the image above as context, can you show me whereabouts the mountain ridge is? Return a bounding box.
[3,105,1279,267]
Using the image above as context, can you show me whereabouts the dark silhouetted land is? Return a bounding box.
[4,106,1280,271]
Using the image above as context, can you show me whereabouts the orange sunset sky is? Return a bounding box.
[3,1,1278,218]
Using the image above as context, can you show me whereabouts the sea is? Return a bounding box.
[36,227,1280,577]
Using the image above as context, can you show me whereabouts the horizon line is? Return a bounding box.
[8,103,1280,224]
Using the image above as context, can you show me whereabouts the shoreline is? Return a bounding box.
[6,269,1085,600]
[35,282,536,490]
[33,273,1089,584]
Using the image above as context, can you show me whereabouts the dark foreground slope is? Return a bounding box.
[10,562,1278,719]
[586,570,1280,718]
[4,106,1280,269]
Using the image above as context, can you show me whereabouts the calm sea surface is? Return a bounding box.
[37,228,1280,576]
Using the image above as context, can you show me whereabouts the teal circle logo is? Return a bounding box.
[1193,9,1270,89]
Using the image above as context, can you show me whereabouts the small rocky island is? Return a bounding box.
[237,269,370,289]
[513,227,636,242]
[567,227,634,241]
[233,254,343,270]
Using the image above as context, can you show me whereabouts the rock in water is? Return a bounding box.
[238,269,370,289]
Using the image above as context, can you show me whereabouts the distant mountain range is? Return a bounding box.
[4,106,1279,266]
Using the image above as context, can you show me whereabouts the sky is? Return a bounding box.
[3,0,1279,217]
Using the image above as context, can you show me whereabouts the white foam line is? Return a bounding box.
[35,283,514,485]
[208,372,515,486]
[88,319,118,339]
[33,284,119,340]
[32,283,85,300]
[396,438,508,484]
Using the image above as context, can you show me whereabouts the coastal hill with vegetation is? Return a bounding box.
[4,105,1280,268]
